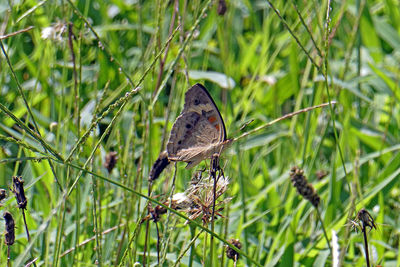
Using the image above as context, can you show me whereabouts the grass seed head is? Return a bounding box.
[149,151,170,181]
[12,176,27,209]
[3,211,15,246]
[226,238,241,261]
[290,166,320,208]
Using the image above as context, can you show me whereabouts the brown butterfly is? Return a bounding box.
[150,84,231,180]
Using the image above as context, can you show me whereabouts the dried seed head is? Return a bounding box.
[217,0,227,16]
[104,151,118,174]
[290,166,320,207]
[12,176,27,209]
[226,238,241,261]
[357,208,376,230]
[0,189,7,202]
[185,175,230,224]
[3,211,15,246]
[149,151,170,181]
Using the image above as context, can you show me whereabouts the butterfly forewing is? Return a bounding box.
[183,84,226,141]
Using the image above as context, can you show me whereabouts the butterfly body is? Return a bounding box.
[167,83,229,169]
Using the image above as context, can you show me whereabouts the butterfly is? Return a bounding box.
[167,83,231,168]
[150,83,231,180]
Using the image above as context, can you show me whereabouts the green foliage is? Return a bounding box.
[0,0,400,266]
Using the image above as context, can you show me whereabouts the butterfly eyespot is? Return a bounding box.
[194,99,200,105]
[186,124,192,129]
[208,116,217,123]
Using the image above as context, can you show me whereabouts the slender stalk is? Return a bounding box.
[188,225,196,267]
[160,163,179,264]
[143,217,150,266]
[155,222,161,265]
[91,165,102,266]
[316,208,332,254]
[22,210,31,241]
[362,224,370,267]
[7,246,10,267]
[209,169,218,266]
[234,102,336,142]
[173,229,204,267]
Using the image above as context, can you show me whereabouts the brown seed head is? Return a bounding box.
[149,151,170,181]
[3,211,15,246]
[12,176,27,209]
[226,238,241,261]
[290,166,320,207]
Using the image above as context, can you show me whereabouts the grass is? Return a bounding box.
[1,0,400,266]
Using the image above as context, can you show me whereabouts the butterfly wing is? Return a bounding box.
[167,84,226,168]
[182,84,226,141]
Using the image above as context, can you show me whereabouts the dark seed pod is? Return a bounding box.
[226,238,241,261]
[3,211,15,246]
[149,151,170,181]
[104,151,118,174]
[12,176,27,209]
[290,166,320,208]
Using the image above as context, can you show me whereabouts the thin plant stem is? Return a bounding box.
[362,224,370,267]
[266,0,322,73]
[7,246,10,267]
[22,210,38,267]
[188,225,196,267]
[234,102,336,143]
[91,164,102,266]
[160,163,179,265]
[0,26,33,39]
[316,208,332,254]
[173,229,204,267]
[292,4,322,57]
[209,170,218,266]
[22,210,31,241]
